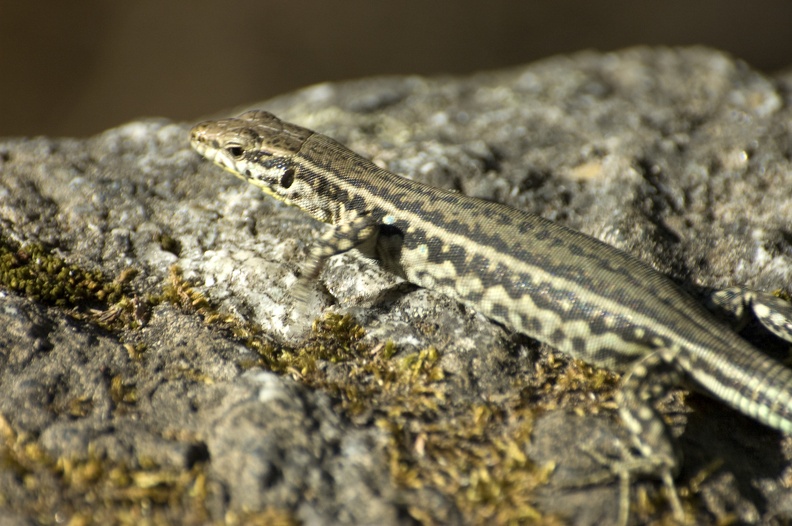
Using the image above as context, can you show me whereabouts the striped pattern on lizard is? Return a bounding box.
[190,110,792,524]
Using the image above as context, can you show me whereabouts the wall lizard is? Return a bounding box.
[190,110,792,523]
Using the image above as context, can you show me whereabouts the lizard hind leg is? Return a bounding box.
[612,350,686,524]
[705,286,792,343]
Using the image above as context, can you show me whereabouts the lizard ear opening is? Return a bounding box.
[281,168,295,189]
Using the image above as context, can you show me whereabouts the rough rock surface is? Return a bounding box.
[2,47,792,525]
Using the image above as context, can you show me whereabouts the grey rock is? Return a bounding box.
[1,46,792,524]
[203,371,405,525]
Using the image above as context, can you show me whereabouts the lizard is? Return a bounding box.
[190,110,792,524]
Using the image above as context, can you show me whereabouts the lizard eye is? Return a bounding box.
[225,145,244,159]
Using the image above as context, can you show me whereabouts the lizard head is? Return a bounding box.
[190,110,319,210]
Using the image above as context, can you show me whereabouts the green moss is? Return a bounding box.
[161,265,279,370]
[124,342,147,362]
[161,266,370,376]
[0,414,260,525]
[161,265,688,524]
[0,237,143,331]
[528,350,621,415]
[0,239,116,306]
[109,374,138,406]
[0,246,645,522]
[161,265,230,324]
[160,266,562,523]
[66,396,94,418]
[297,324,568,523]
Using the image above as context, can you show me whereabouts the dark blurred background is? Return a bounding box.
[2,1,791,137]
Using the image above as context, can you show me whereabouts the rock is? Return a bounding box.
[1,46,791,524]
